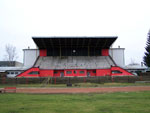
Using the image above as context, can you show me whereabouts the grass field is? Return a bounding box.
[0,91,150,113]
[1,82,150,88]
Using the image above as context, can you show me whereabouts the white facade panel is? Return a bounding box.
[109,48,125,67]
[23,49,39,67]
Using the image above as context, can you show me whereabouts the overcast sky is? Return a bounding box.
[0,0,150,65]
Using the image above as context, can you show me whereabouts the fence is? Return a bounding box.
[0,76,147,85]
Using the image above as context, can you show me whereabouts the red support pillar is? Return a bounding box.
[140,75,143,81]
[26,78,28,84]
[2,77,6,84]
[40,49,47,56]
[84,77,86,83]
[102,49,109,56]
[54,77,56,84]
[111,76,114,82]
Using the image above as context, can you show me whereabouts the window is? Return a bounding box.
[112,70,122,74]
[74,71,77,74]
[11,72,14,74]
[80,71,84,74]
[28,71,39,75]
[66,71,72,74]
[15,72,18,74]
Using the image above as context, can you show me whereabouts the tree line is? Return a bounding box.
[143,30,150,67]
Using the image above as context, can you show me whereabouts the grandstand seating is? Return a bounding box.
[34,56,116,69]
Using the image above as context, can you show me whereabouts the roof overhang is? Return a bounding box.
[32,36,117,49]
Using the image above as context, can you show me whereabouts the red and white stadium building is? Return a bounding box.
[16,36,133,77]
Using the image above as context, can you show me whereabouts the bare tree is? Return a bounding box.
[128,58,139,66]
[4,44,18,61]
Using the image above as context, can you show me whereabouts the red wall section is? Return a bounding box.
[54,70,64,77]
[17,67,132,78]
[64,69,87,77]
[77,69,87,77]
[17,68,39,77]
[102,49,109,56]
[111,67,133,76]
[64,70,73,77]
[96,69,111,76]
[40,70,53,77]
[87,70,96,76]
[40,49,47,56]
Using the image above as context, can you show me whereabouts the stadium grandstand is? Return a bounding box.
[17,36,133,77]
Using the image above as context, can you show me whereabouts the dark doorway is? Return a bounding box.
[60,72,64,77]
[87,72,90,77]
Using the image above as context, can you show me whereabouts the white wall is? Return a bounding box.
[109,48,125,67]
[23,49,39,67]
[7,71,22,78]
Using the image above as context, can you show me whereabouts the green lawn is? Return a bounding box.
[1,82,150,88]
[0,91,150,113]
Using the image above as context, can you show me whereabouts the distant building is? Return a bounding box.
[0,61,23,67]
[125,63,147,74]
[0,61,26,78]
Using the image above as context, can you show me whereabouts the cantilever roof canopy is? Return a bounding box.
[32,36,117,49]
